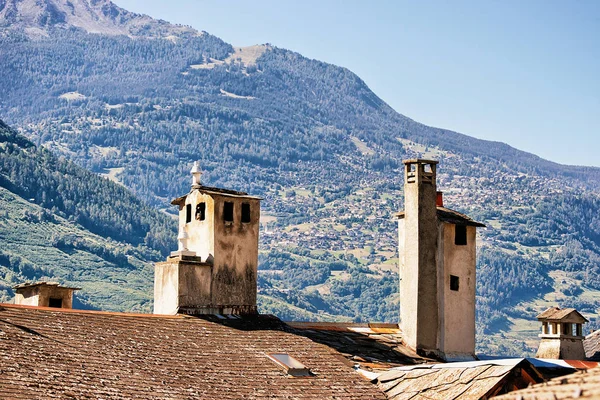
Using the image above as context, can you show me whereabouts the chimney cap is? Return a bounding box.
[402,159,439,165]
[13,281,81,291]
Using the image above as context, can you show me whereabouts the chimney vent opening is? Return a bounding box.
[48,298,63,308]
[185,204,192,223]
[241,203,251,223]
[450,275,460,291]
[223,202,234,222]
[195,202,206,221]
[455,225,467,246]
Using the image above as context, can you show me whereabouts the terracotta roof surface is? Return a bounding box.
[536,307,589,322]
[396,207,486,227]
[286,322,435,370]
[0,304,385,399]
[374,359,544,400]
[493,366,600,400]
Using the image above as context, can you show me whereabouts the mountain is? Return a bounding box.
[1,0,600,356]
[0,119,177,310]
[0,0,196,38]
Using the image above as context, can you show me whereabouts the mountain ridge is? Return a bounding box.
[0,0,198,38]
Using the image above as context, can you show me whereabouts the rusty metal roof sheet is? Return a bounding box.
[0,304,385,399]
[493,366,600,400]
[374,359,545,400]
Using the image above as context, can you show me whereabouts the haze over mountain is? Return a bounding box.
[1,0,599,356]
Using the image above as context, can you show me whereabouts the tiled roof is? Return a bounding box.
[396,207,486,227]
[374,359,544,400]
[584,330,600,361]
[0,304,385,399]
[286,322,435,370]
[536,307,589,322]
[492,366,600,400]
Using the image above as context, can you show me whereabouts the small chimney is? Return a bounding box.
[536,307,588,359]
[436,191,444,207]
[13,282,80,309]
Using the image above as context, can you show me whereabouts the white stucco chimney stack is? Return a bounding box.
[191,161,202,188]
[398,159,484,361]
[154,163,262,316]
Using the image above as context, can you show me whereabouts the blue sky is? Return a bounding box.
[114,0,599,167]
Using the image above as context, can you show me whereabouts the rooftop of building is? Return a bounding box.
[373,358,546,400]
[493,365,600,400]
[537,307,589,323]
[584,330,600,362]
[286,322,436,370]
[0,303,386,399]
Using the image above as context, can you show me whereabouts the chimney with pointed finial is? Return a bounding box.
[154,162,262,316]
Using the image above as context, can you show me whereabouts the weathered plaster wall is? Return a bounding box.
[179,192,215,261]
[440,223,477,358]
[179,261,212,308]
[14,290,40,306]
[400,163,439,353]
[212,195,260,308]
[536,337,586,359]
[14,286,74,308]
[154,260,179,315]
[397,219,405,323]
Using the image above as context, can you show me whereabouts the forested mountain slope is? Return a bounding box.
[0,119,176,310]
[1,0,599,356]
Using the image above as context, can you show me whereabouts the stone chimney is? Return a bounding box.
[13,282,80,309]
[397,159,484,361]
[154,162,261,315]
[536,307,588,359]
